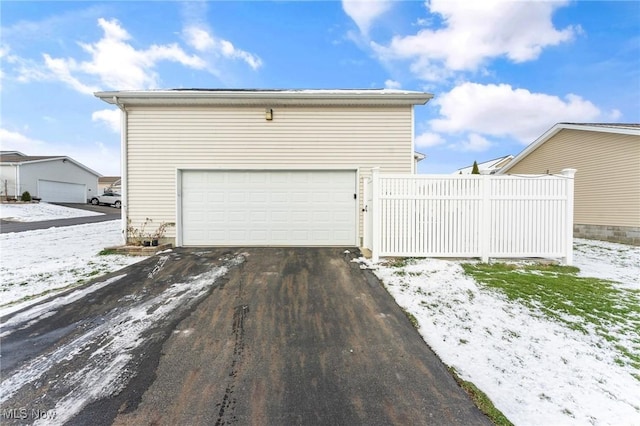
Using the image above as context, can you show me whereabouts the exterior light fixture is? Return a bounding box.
[265,108,273,121]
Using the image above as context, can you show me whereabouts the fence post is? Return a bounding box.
[480,175,490,263]
[371,167,381,263]
[561,168,577,265]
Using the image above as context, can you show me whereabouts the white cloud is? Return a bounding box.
[372,0,577,81]
[183,26,262,70]
[13,18,209,93]
[384,79,401,89]
[0,128,120,175]
[415,132,445,148]
[72,18,206,90]
[184,26,216,51]
[92,109,121,133]
[429,82,601,143]
[342,0,393,35]
[608,109,623,121]
[455,133,492,152]
[0,128,47,153]
[43,54,100,95]
[0,45,8,91]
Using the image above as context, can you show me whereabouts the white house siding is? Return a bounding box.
[125,105,414,244]
[504,129,640,234]
[20,160,99,202]
[0,165,18,197]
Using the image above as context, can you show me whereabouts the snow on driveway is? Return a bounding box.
[357,239,640,426]
[0,220,143,313]
[0,202,103,222]
[0,254,246,426]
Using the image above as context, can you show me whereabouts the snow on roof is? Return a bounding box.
[95,88,434,106]
[454,155,514,174]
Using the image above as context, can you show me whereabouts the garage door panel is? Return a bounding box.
[270,192,288,203]
[249,192,268,203]
[38,180,86,203]
[181,170,356,246]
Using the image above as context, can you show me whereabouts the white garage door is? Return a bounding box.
[38,180,86,203]
[181,170,357,246]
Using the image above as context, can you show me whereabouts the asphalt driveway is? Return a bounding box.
[0,248,491,425]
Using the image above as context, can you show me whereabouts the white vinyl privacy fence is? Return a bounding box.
[363,168,576,264]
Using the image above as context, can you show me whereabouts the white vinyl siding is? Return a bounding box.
[505,129,640,228]
[125,105,414,243]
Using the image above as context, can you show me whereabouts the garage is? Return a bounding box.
[180,170,357,246]
[38,180,86,203]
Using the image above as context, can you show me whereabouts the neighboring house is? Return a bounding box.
[95,89,433,246]
[454,155,514,174]
[499,123,640,245]
[98,176,121,193]
[414,151,426,171]
[0,151,100,203]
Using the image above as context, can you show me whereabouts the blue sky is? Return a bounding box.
[1,0,639,176]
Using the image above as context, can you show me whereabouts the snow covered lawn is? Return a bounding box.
[357,239,640,426]
[0,220,145,314]
[0,202,103,222]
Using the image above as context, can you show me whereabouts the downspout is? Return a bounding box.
[410,106,416,174]
[14,163,20,198]
[113,96,128,245]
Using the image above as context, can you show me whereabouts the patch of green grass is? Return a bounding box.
[386,257,413,268]
[98,249,118,256]
[462,263,640,370]
[0,282,86,309]
[449,367,513,426]
[402,308,419,329]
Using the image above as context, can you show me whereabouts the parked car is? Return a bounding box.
[90,192,121,208]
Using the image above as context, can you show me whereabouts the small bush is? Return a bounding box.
[21,191,32,202]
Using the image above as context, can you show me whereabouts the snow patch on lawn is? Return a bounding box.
[0,220,143,312]
[0,202,103,222]
[356,239,640,425]
[573,238,640,289]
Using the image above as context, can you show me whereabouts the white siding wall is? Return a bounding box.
[126,105,414,244]
[1,161,98,201]
[506,129,640,228]
[0,165,18,197]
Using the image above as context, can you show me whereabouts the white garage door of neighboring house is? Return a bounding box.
[181,170,357,246]
[38,180,86,203]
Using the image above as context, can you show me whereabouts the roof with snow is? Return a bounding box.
[454,155,514,175]
[95,88,434,106]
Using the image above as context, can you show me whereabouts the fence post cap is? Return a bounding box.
[561,168,577,177]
